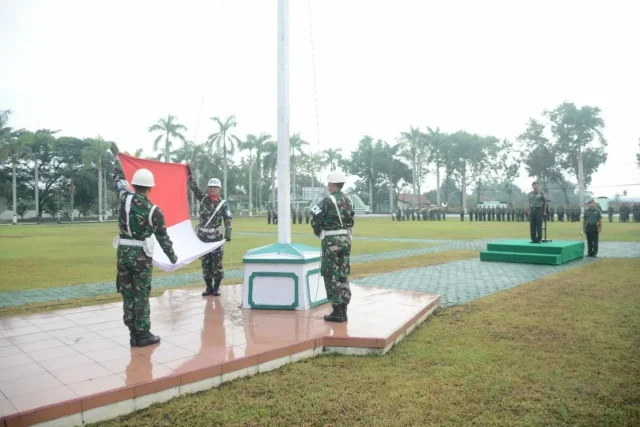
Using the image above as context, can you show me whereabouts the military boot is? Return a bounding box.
[324,305,346,323]
[202,279,214,296]
[211,279,221,296]
[342,303,348,321]
[128,327,137,347]
[135,331,161,347]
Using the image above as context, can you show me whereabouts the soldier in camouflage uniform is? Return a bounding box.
[110,144,177,347]
[188,169,232,296]
[310,170,354,323]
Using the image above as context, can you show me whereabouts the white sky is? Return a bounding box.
[1,0,639,197]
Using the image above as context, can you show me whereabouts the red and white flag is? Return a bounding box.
[119,154,225,272]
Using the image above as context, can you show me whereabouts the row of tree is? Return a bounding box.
[0,101,625,222]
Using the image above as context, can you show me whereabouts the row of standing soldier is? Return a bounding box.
[267,208,311,224]
[612,203,638,222]
[458,205,583,222]
[391,207,448,221]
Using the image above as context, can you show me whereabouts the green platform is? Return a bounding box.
[480,239,584,265]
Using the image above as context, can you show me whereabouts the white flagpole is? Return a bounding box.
[277,0,291,244]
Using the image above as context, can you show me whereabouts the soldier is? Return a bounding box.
[292,207,297,224]
[396,208,401,221]
[267,208,272,225]
[273,209,279,224]
[528,181,546,243]
[469,206,473,222]
[188,170,232,297]
[110,143,177,347]
[608,205,613,223]
[298,209,303,225]
[305,208,310,224]
[460,207,465,221]
[310,170,354,323]
[583,199,602,257]
[391,209,395,221]
[549,206,555,222]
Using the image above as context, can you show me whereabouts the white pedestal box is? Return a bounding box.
[242,243,328,310]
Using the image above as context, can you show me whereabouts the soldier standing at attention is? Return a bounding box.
[267,208,272,225]
[110,143,177,347]
[306,208,311,224]
[310,170,354,323]
[188,168,232,297]
[608,205,613,222]
[583,199,603,257]
[528,180,547,243]
[460,207,464,221]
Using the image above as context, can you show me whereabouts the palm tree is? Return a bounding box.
[262,141,278,208]
[149,115,187,163]
[426,126,446,207]
[236,134,258,211]
[175,141,207,216]
[0,111,23,224]
[208,116,238,199]
[289,133,309,202]
[252,133,272,211]
[306,152,323,202]
[28,130,56,221]
[321,148,343,171]
[81,136,109,222]
[400,126,424,209]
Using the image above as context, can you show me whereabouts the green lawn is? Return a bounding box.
[0,221,429,291]
[96,259,640,427]
[1,217,638,291]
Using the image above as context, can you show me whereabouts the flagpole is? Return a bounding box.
[277,0,291,244]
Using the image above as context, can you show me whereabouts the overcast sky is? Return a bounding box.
[2,0,639,198]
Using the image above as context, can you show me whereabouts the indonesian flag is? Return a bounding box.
[119,153,225,272]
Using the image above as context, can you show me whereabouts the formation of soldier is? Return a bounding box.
[391,206,448,221]
[457,204,587,223]
[267,207,310,224]
[463,206,529,222]
[617,203,638,222]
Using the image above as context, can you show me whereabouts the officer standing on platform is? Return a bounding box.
[583,199,603,257]
[110,143,178,347]
[310,170,354,323]
[188,170,232,297]
[528,180,547,243]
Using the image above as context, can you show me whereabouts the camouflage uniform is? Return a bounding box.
[113,163,176,334]
[310,191,355,310]
[188,175,232,290]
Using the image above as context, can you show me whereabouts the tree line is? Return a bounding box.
[0,101,618,222]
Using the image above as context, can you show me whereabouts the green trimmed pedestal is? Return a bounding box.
[241,243,327,310]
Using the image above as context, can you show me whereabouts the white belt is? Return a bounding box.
[118,239,145,247]
[199,227,222,233]
[320,229,351,239]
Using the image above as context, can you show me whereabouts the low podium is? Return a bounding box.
[241,243,328,310]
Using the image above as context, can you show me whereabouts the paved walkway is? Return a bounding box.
[1,238,639,309]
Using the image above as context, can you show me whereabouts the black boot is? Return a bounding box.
[211,279,221,296]
[324,305,346,323]
[128,327,137,347]
[135,331,161,347]
[202,279,214,296]
[342,303,348,321]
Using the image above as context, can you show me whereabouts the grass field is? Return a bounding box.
[95,258,640,427]
[0,220,432,291]
[1,217,638,291]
